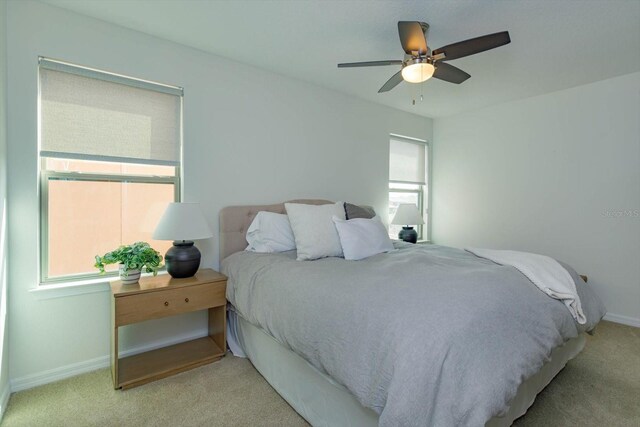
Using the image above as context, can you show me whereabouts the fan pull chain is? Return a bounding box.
[412,84,424,105]
[421,64,425,102]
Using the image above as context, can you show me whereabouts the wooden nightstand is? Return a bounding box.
[110,269,227,389]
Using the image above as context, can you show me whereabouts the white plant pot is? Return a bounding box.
[119,265,141,285]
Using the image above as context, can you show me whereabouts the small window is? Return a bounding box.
[38,58,183,284]
[388,136,429,240]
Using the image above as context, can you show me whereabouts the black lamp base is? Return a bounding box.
[165,241,201,278]
[398,227,418,244]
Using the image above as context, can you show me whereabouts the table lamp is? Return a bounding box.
[391,203,424,244]
[153,202,213,278]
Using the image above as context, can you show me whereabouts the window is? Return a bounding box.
[388,136,429,240]
[38,58,183,284]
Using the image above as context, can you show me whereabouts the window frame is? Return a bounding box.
[388,135,431,241]
[37,58,184,285]
[388,183,425,239]
[39,166,181,284]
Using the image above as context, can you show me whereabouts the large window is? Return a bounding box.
[388,136,429,240]
[38,58,183,284]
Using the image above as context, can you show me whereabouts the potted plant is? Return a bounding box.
[95,241,163,284]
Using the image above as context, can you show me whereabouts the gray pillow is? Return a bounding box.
[344,202,376,220]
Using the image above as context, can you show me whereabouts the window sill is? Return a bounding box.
[31,271,168,300]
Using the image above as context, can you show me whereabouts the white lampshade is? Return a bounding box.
[153,202,213,241]
[391,203,425,226]
[401,62,435,83]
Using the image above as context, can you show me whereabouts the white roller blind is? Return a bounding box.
[39,59,182,166]
[389,138,426,184]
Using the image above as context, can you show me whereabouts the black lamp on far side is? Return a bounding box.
[391,203,425,244]
[153,202,213,278]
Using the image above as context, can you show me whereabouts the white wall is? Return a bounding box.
[432,72,640,326]
[0,0,11,415]
[6,1,432,386]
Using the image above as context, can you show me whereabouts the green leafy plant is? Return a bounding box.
[94,241,163,275]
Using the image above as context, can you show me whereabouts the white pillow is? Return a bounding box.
[284,202,345,261]
[332,216,394,260]
[245,211,296,253]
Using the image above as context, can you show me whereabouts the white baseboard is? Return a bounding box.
[0,379,10,420]
[603,312,640,328]
[10,329,208,392]
[10,354,110,393]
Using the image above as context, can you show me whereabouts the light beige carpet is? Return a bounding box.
[2,321,638,426]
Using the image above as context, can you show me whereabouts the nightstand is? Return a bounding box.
[110,269,227,389]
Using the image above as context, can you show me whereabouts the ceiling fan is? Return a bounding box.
[338,22,511,93]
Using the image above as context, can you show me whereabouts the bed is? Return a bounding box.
[219,200,606,427]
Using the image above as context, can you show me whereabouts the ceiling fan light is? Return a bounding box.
[401,62,435,83]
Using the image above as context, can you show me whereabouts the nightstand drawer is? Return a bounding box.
[115,282,226,326]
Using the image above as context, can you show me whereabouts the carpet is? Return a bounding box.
[2,320,638,426]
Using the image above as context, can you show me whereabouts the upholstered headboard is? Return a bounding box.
[219,199,333,262]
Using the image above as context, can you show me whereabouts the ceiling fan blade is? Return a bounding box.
[432,31,510,61]
[378,70,404,93]
[398,21,428,55]
[433,62,471,84]
[338,60,403,68]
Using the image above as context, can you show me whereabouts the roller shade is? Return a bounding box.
[389,138,426,184]
[39,59,182,166]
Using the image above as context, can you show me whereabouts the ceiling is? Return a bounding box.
[41,0,640,118]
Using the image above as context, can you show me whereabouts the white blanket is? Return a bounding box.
[465,248,586,324]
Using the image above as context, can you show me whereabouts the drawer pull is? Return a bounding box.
[185,298,189,303]
[164,301,169,306]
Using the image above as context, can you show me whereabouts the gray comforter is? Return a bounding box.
[221,243,606,426]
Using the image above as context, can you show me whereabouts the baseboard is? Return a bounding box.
[10,354,110,393]
[0,379,10,421]
[10,329,208,392]
[603,312,640,328]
